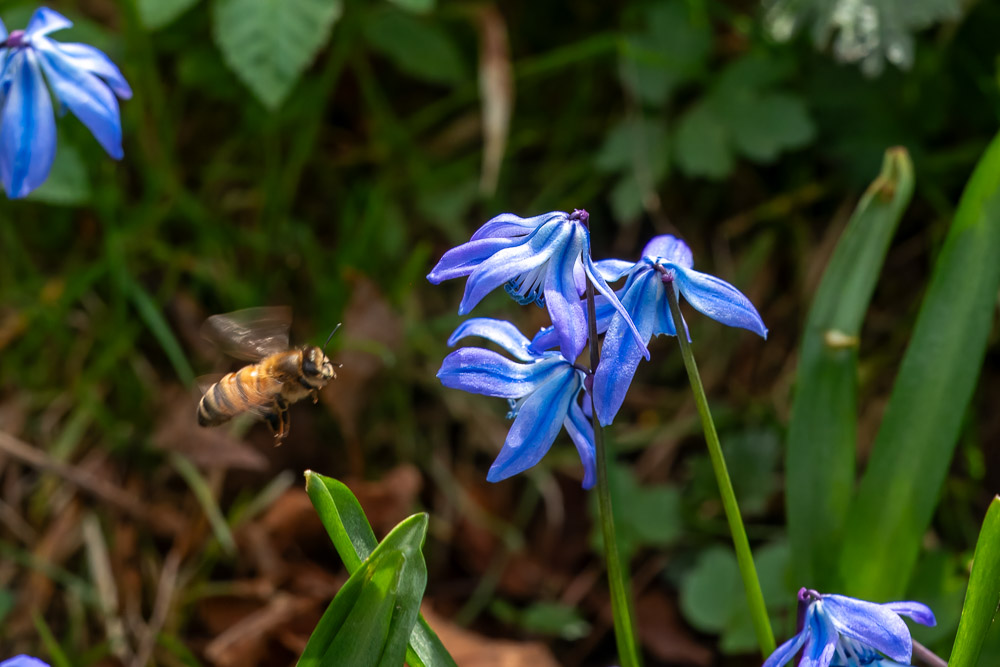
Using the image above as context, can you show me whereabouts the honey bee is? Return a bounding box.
[197,307,339,441]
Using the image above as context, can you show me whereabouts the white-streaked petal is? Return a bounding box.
[543,225,587,361]
[447,317,537,362]
[593,258,636,282]
[470,210,563,241]
[672,264,767,338]
[584,253,650,360]
[26,7,72,37]
[881,601,936,627]
[40,40,131,99]
[563,400,595,488]
[427,236,522,283]
[642,235,693,268]
[0,51,56,198]
[437,347,565,398]
[821,595,912,663]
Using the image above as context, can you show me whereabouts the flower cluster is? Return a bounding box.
[0,7,131,198]
[428,209,766,486]
[2,656,49,667]
[764,589,936,667]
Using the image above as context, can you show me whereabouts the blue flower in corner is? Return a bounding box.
[1,656,50,667]
[0,7,132,198]
[592,234,767,425]
[764,588,936,667]
[427,209,648,363]
[437,317,596,488]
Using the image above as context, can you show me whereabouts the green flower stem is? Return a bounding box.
[586,279,643,667]
[665,286,776,657]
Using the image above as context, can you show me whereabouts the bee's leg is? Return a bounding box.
[273,396,290,444]
[263,410,281,436]
[311,389,320,404]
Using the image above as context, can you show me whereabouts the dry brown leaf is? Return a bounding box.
[421,605,560,667]
[634,591,712,666]
[204,593,317,667]
[345,464,422,536]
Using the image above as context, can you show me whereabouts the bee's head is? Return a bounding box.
[301,346,337,384]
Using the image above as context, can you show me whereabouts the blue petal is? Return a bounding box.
[0,18,7,41]
[34,40,123,158]
[427,236,521,283]
[821,595,913,663]
[459,221,568,314]
[593,270,662,425]
[0,51,56,198]
[583,253,650,360]
[543,224,587,361]
[487,368,578,482]
[470,211,563,241]
[563,399,595,488]
[762,630,809,667]
[447,317,537,362]
[593,258,635,282]
[672,265,767,338]
[43,41,132,99]
[881,601,936,627]
[26,7,72,37]
[437,348,565,398]
[642,235,693,268]
[1,657,50,667]
[801,605,838,667]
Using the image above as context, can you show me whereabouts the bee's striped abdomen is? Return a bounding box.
[198,366,269,426]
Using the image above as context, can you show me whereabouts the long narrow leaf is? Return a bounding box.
[305,471,457,667]
[298,514,428,667]
[786,147,914,590]
[949,496,1000,667]
[841,133,1000,599]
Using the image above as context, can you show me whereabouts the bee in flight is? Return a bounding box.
[197,307,339,441]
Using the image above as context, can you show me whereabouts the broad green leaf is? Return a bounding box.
[362,9,465,85]
[590,464,682,561]
[618,1,711,106]
[490,600,590,640]
[841,133,1000,599]
[137,0,200,30]
[786,148,914,591]
[211,0,343,109]
[949,497,1000,667]
[674,103,732,180]
[386,0,435,13]
[305,472,457,667]
[689,428,781,517]
[720,92,814,163]
[26,145,91,206]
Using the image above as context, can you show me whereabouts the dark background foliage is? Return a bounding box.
[0,0,998,664]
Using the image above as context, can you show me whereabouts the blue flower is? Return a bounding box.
[0,7,131,198]
[1,657,50,667]
[437,317,596,487]
[764,588,936,667]
[427,209,648,363]
[592,234,767,425]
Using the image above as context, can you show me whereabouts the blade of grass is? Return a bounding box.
[171,453,236,556]
[841,132,1000,599]
[786,148,914,590]
[949,496,1000,667]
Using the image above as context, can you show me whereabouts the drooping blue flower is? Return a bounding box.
[427,209,649,363]
[437,317,596,487]
[0,7,131,198]
[592,234,767,425]
[1,656,50,667]
[764,588,936,667]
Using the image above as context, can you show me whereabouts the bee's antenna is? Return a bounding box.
[323,323,342,353]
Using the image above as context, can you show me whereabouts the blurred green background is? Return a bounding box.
[0,0,998,664]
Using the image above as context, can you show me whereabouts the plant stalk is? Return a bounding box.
[665,285,776,657]
[586,277,642,667]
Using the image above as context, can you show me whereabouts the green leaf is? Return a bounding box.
[137,0,201,30]
[490,600,591,640]
[618,1,711,106]
[786,148,914,591]
[841,132,1000,599]
[674,103,732,180]
[590,464,682,561]
[299,513,428,667]
[949,497,1000,667]
[304,472,457,667]
[211,0,343,109]
[719,92,814,163]
[26,145,91,206]
[386,0,435,14]
[363,8,465,85]
[679,542,792,653]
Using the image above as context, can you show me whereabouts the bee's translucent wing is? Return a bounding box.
[201,307,292,361]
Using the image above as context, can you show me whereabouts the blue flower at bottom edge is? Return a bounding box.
[591,234,767,425]
[764,588,936,667]
[0,7,132,198]
[437,317,596,488]
[426,209,648,363]
[1,656,50,667]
